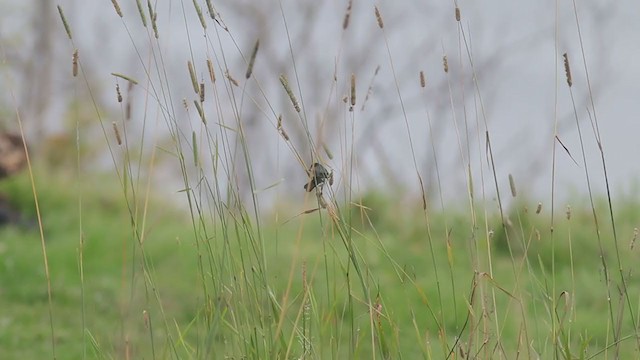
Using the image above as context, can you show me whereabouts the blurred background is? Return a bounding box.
[1,0,638,208]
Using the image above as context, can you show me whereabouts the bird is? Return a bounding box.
[303,162,332,192]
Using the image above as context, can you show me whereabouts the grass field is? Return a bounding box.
[1,1,639,359]
[1,169,639,359]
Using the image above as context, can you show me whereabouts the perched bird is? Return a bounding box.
[303,162,332,192]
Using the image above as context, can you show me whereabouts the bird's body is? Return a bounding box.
[304,162,332,192]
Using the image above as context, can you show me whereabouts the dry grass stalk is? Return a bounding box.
[455,7,461,22]
[318,195,328,209]
[374,6,384,29]
[57,5,73,40]
[277,115,290,141]
[536,202,542,214]
[112,122,122,145]
[199,83,205,103]
[193,0,207,30]
[206,58,216,83]
[111,73,139,85]
[343,0,353,29]
[322,143,333,159]
[187,61,199,94]
[116,84,123,103]
[225,70,239,86]
[361,65,380,111]
[72,49,79,77]
[631,227,638,250]
[508,174,516,197]
[279,74,300,112]
[443,55,449,73]
[111,0,123,18]
[563,53,572,87]
[135,0,147,27]
[419,71,426,88]
[245,39,260,79]
[350,73,356,109]
[194,100,206,123]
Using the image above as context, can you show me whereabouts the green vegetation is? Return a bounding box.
[1,170,639,358]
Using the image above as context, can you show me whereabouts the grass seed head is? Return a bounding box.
[508,174,516,197]
[148,0,159,38]
[343,0,353,29]
[279,74,300,112]
[135,0,147,27]
[245,39,260,79]
[563,53,572,87]
[205,0,216,20]
[194,100,206,123]
[225,70,239,86]
[277,115,290,141]
[188,61,199,94]
[193,0,207,30]
[57,5,73,40]
[207,58,216,83]
[112,122,122,145]
[111,0,123,18]
[72,49,79,77]
[375,6,384,29]
[116,84,123,103]
[350,73,356,109]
